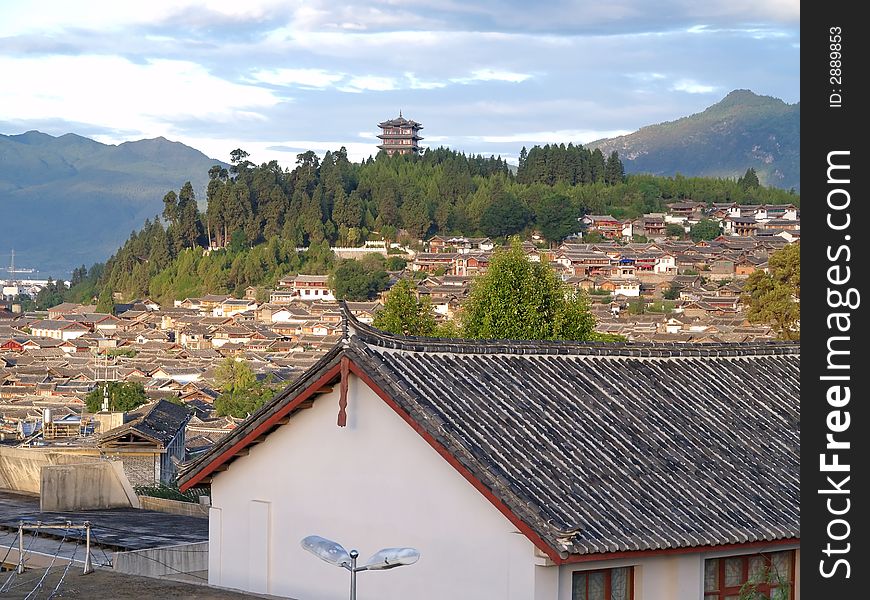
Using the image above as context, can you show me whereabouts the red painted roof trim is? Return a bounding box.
[179,362,341,491]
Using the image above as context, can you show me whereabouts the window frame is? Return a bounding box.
[571,566,634,600]
[704,550,796,600]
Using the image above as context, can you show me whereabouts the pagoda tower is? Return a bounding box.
[376,112,424,155]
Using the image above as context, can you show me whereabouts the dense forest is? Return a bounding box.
[29,144,798,307]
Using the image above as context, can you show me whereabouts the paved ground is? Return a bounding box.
[0,566,270,599]
[0,490,207,551]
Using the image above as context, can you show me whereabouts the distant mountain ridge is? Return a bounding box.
[589,90,799,190]
[0,131,228,277]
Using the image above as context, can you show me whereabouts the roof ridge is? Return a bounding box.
[338,302,799,357]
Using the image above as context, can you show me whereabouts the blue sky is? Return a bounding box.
[0,0,799,166]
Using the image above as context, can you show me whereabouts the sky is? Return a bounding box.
[0,0,799,167]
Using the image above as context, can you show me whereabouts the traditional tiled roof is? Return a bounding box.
[179,305,799,561]
[100,399,190,447]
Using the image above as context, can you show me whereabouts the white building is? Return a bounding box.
[293,275,336,301]
[653,254,677,274]
[29,319,90,341]
[180,309,800,600]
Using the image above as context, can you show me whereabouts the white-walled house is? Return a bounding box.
[180,308,800,600]
[653,254,677,274]
[293,275,335,301]
[29,319,90,341]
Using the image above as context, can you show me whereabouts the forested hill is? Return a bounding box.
[86,145,797,306]
[589,90,800,190]
[0,131,228,275]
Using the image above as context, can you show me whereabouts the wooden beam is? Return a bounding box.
[338,356,349,427]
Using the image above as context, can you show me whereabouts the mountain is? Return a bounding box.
[589,90,799,190]
[0,132,229,277]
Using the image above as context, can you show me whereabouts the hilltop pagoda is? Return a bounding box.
[377,112,423,155]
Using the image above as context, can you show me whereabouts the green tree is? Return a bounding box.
[385,256,407,271]
[663,282,681,300]
[665,223,685,238]
[604,151,625,185]
[535,193,578,245]
[480,193,531,238]
[162,190,178,224]
[743,244,800,340]
[330,259,390,301]
[96,287,114,313]
[738,167,761,190]
[690,218,721,241]
[85,381,148,413]
[460,240,598,341]
[213,358,274,418]
[373,280,440,337]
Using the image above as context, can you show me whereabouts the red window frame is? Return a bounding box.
[571,566,634,600]
[704,550,795,600]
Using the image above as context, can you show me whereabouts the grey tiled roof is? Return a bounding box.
[180,307,799,559]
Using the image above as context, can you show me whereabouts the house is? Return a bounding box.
[583,215,623,239]
[293,275,335,301]
[179,307,799,600]
[46,302,94,320]
[269,289,297,304]
[653,254,676,274]
[99,399,190,485]
[216,298,258,318]
[29,319,91,341]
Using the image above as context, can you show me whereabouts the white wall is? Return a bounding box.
[210,376,541,600]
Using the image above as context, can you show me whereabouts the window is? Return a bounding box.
[572,567,632,600]
[704,550,794,600]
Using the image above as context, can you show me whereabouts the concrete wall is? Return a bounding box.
[40,460,139,511]
[210,377,539,599]
[0,446,101,493]
[114,542,208,578]
[138,495,209,518]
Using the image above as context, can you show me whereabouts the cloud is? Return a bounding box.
[405,72,447,90]
[0,54,279,137]
[248,67,344,89]
[337,75,398,93]
[451,69,532,84]
[671,79,717,94]
[0,0,798,185]
[628,72,667,81]
[468,129,633,144]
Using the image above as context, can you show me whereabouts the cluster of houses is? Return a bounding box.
[0,275,383,487]
[411,231,792,341]
[582,201,800,242]
[1,209,796,484]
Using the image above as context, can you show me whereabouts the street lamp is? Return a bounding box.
[300,535,420,600]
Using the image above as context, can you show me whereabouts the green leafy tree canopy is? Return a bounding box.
[373,279,440,337]
[213,358,275,418]
[690,218,721,241]
[460,239,597,341]
[742,243,800,340]
[85,381,148,413]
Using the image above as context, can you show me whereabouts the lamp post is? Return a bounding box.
[300,535,420,600]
